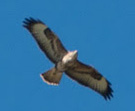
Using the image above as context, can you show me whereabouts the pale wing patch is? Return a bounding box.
[75,73,108,93]
[32,23,48,40]
[87,76,107,93]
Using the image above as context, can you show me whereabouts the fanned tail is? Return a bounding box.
[40,67,63,85]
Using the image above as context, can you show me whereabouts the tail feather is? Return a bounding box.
[40,67,63,85]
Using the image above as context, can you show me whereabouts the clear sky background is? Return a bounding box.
[0,0,135,111]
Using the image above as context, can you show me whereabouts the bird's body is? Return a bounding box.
[23,18,113,100]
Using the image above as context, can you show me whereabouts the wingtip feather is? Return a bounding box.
[23,17,44,30]
[102,81,113,100]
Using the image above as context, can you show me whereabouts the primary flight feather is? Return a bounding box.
[23,18,113,100]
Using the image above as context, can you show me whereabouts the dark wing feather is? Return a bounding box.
[23,18,67,63]
[65,60,113,100]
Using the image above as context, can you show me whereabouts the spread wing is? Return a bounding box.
[65,60,113,100]
[23,18,67,63]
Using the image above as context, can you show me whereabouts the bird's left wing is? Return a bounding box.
[23,18,67,63]
[65,60,113,100]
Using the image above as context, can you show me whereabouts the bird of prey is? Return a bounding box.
[23,18,113,100]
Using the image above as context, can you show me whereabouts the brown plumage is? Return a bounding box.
[23,17,113,100]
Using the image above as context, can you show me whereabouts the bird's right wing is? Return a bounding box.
[23,18,67,63]
[65,60,113,100]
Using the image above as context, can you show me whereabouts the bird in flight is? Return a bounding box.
[23,18,113,100]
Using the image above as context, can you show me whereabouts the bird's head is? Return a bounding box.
[62,50,78,64]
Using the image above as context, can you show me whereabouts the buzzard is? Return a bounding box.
[23,18,113,100]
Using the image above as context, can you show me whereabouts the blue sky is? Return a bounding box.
[0,0,135,111]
